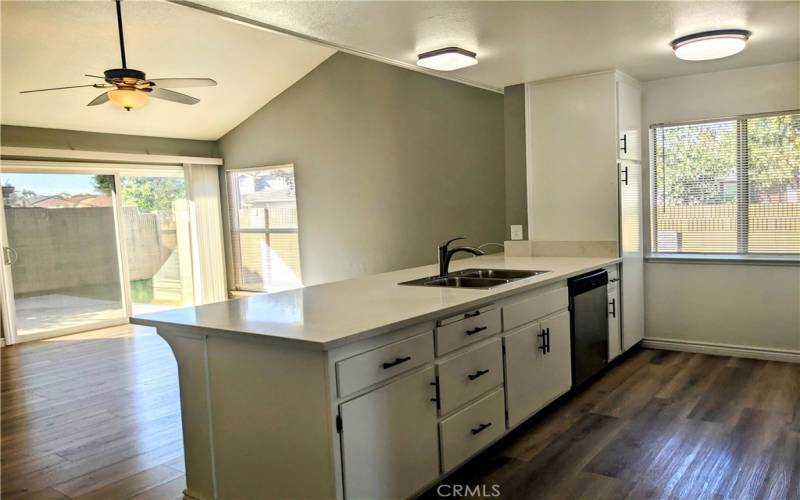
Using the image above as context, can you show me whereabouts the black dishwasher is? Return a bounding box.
[568,269,609,387]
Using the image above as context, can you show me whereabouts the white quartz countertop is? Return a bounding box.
[131,254,620,350]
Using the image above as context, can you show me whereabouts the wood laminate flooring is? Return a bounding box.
[2,326,799,499]
[426,349,800,499]
[2,325,185,500]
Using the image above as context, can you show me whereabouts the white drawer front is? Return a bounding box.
[439,388,505,473]
[436,307,501,356]
[503,286,567,331]
[437,339,503,415]
[336,331,434,397]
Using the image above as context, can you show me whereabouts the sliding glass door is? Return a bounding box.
[118,173,193,315]
[1,172,127,339]
[0,167,196,343]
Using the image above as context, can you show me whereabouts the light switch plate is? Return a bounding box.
[510,225,523,240]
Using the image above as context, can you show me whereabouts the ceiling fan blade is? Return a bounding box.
[149,78,217,88]
[149,87,199,105]
[20,84,99,94]
[87,92,110,106]
[85,74,106,80]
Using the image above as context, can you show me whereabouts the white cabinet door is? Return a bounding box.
[608,284,621,360]
[339,367,439,500]
[617,79,641,161]
[541,310,572,397]
[503,311,571,429]
[619,161,645,350]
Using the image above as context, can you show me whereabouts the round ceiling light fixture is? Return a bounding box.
[416,47,478,71]
[670,29,752,61]
[108,88,149,111]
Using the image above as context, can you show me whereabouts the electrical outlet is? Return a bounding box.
[510,225,523,240]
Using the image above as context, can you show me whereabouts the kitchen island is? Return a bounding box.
[132,254,621,500]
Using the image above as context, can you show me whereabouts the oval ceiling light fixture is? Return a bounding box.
[671,29,752,61]
[416,47,478,71]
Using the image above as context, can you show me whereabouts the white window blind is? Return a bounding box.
[651,111,800,255]
[226,166,302,292]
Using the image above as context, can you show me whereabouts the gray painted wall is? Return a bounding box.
[219,52,505,286]
[1,125,219,157]
[503,84,527,239]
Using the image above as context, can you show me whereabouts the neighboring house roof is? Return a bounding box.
[242,189,296,205]
[6,194,114,208]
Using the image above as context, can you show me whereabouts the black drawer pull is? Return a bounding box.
[620,134,628,153]
[465,326,487,336]
[538,330,547,354]
[381,356,411,369]
[468,369,490,381]
[464,310,481,319]
[609,298,616,318]
[471,422,492,435]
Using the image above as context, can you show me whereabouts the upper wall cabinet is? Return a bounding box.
[526,71,642,244]
[525,70,643,353]
[526,73,619,243]
[617,78,642,161]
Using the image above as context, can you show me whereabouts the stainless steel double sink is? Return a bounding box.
[399,268,549,289]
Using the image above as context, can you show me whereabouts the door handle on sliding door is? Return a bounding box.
[3,247,18,265]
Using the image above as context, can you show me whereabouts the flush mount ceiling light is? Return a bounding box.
[416,47,477,71]
[670,29,752,61]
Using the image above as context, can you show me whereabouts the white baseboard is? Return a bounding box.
[0,337,5,348]
[642,337,800,364]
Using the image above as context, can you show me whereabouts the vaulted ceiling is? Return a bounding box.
[1,1,334,140]
[2,1,797,141]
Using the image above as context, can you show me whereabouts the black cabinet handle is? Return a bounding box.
[546,327,551,353]
[467,369,490,381]
[471,422,492,435]
[430,378,441,409]
[609,298,616,318]
[538,330,547,354]
[465,326,487,336]
[621,166,629,186]
[464,310,481,319]
[381,356,411,369]
[620,134,628,153]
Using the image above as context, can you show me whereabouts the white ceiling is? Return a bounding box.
[1,1,334,140]
[189,0,800,90]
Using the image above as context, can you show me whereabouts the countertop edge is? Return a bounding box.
[131,257,621,351]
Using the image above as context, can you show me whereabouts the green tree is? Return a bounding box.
[93,175,186,213]
[93,175,115,193]
[655,113,800,205]
[747,114,800,199]
[655,120,737,206]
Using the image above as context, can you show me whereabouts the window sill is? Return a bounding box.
[646,253,800,266]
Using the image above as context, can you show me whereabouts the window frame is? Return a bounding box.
[648,109,800,264]
[224,164,302,292]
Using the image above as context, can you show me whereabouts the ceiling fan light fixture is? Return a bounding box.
[416,47,477,71]
[671,29,751,61]
[108,88,148,110]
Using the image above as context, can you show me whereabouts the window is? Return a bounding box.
[651,111,800,255]
[226,166,302,291]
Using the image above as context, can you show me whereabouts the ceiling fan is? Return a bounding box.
[20,0,217,111]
